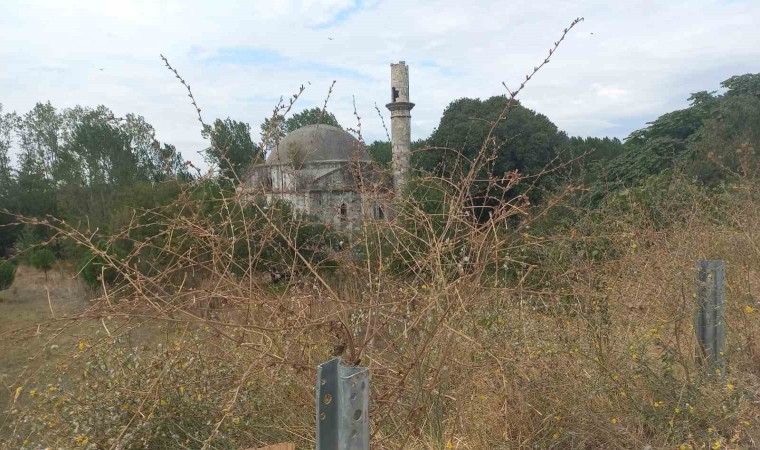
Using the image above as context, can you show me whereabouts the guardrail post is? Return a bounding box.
[695,259,726,377]
[316,357,370,450]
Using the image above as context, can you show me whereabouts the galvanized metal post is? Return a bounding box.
[695,259,726,376]
[316,357,370,450]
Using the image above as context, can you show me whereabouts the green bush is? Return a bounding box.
[0,259,17,290]
[78,244,126,288]
[29,248,56,274]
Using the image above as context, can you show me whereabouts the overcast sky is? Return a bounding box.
[1,0,758,169]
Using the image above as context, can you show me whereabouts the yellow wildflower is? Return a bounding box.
[77,341,87,351]
[712,441,721,449]
[552,432,560,439]
[232,417,241,425]
[744,305,754,314]
[726,383,734,392]
[13,386,22,403]
[610,417,618,424]
[653,401,663,408]
[74,434,90,446]
[446,440,454,449]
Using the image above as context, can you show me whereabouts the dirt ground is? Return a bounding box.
[0,265,92,408]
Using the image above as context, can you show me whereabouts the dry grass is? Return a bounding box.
[1,17,759,450]
[0,266,91,406]
[3,178,759,449]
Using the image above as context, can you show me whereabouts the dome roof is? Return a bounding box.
[265,124,371,165]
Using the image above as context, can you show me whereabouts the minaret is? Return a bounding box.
[386,61,414,192]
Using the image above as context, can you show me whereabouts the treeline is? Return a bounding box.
[0,102,343,257]
[0,72,757,281]
[369,73,759,213]
[0,103,192,254]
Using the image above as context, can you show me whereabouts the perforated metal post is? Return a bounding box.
[316,357,370,450]
[695,259,726,377]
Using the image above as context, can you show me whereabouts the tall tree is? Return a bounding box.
[59,108,134,224]
[0,105,20,253]
[16,140,56,217]
[18,102,62,183]
[204,118,260,181]
[589,72,760,200]
[119,114,188,182]
[0,104,18,201]
[421,96,568,207]
[721,73,760,99]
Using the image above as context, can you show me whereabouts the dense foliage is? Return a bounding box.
[4,67,760,449]
[0,259,16,290]
[203,118,261,181]
[586,73,760,202]
[1,73,758,284]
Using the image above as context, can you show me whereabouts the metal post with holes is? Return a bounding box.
[316,357,370,450]
[695,259,726,377]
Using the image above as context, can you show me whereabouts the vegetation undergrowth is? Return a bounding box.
[1,17,759,450]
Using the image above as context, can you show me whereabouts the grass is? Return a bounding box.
[0,265,91,407]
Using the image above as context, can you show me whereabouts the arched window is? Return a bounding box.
[340,202,347,222]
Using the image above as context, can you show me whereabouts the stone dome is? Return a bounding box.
[265,124,371,165]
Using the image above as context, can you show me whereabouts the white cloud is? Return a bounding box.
[1,0,758,168]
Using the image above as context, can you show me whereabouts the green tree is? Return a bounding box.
[421,96,568,209]
[16,143,56,218]
[58,109,134,224]
[0,259,16,290]
[423,97,568,175]
[204,118,260,182]
[18,102,63,182]
[721,73,760,99]
[29,248,56,280]
[367,140,391,168]
[686,94,760,185]
[586,72,760,204]
[0,104,18,200]
[122,114,188,183]
[0,105,19,254]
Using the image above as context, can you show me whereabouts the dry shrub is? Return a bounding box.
[3,18,759,450]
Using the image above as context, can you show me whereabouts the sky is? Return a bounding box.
[1,0,759,170]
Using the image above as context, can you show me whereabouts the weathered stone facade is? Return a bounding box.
[245,124,386,228]
[244,62,413,228]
